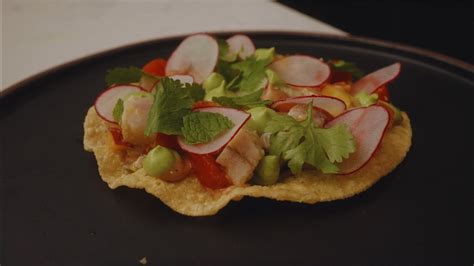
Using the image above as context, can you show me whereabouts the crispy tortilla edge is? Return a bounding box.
[83,107,412,216]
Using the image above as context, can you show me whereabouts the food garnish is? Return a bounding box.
[84,34,412,216]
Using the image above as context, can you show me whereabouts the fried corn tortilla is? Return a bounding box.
[84,107,412,216]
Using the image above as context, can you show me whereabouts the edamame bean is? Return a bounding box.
[143,145,177,177]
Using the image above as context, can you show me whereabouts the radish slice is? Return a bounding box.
[226,34,255,60]
[94,85,144,123]
[271,96,346,117]
[165,34,218,84]
[325,105,390,174]
[270,55,331,87]
[351,63,401,95]
[178,107,250,154]
[169,74,194,84]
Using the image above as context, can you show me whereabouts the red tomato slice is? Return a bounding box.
[143,58,167,76]
[155,133,181,151]
[187,153,231,189]
[108,127,133,147]
[374,85,390,102]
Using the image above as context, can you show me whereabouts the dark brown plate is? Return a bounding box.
[1,32,473,265]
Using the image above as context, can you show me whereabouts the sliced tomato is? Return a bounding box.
[155,133,181,150]
[143,58,167,76]
[108,127,133,147]
[374,85,390,102]
[192,100,220,109]
[187,153,231,189]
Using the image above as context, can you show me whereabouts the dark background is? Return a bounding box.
[278,0,473,64]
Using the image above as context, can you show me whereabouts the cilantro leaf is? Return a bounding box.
[181,112,234,144]
[144,78,204,136]
[264,103,356,174]
[217,38,237,62]
[216,60,240,86]
[327,60,364,79]
[231,56,269,92]
[184,82,206,101]
[105,66,143,86]
[265,114,299,134]
[284,128,339,174]
[269,129,304,157]
[212,89,271,109]
[315,124,356,163]
[225,73,243,92]
[112,98,124,123]
[217,38,229,58]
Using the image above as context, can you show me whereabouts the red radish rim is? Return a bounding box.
[150,79,161,92]
[94,84,146,124]
[312,106,334,120]
[325,104,391,175]
[270,54,331,87]
[178,106,251,155]
[371,63,401,93]
[193,107,250,155]
[226,34,256,59]
[378,63,401,89]
[271,95,347,113]
[165,33,219,84]
[352,63,401,94]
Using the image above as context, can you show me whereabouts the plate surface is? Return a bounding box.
[1,32,473,265]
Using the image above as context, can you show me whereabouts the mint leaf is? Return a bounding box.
[212,89,271,109]
[112,98,124,123]
[327,60,364,79]
[264,103,356,174]
[105,66,143,86]
[181,112,234,144]
[144,78,204,136]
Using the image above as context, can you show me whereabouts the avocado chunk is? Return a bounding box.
[246,107,277,134]
[253,155,280,185]
[143,145,177,177]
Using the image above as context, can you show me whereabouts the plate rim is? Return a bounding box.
[1,30,473,100]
